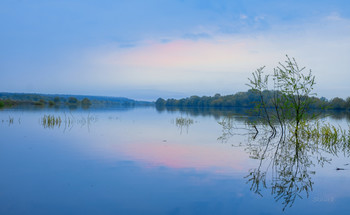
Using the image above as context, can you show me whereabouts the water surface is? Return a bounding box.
[0,107,349,214]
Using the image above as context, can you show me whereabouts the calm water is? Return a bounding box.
[0,107,349,215]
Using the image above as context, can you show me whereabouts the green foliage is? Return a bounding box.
[158,56,346,112]
[247,56,318,136]
[81,98,92,106]
[81,98,92,109]
[158,90,262,108]
[53,96,60,104]
[274,56,316,122]
[0,100,4,108]
[41,115,62,129]
[330,97,347,110]
[157,90,346,111]
[194,56,349,211]
[3,99,15,107]
[34,99,45,106]
[155,98,166,107]
[0,93,152,109]
[299,122,349,149]
[346,97,350,109]
[67,97,79,105]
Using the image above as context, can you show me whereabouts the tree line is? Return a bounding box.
[0,96,92,108]
[155,90,350,111]
[0,93,150,109]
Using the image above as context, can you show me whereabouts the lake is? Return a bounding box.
[1,106,350,215]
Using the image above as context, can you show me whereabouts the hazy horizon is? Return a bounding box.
[1,0,350,100]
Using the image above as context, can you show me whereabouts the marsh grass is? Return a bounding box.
[41,115,62,129]
[41,113,97,131]
[175,117,193,125]
[174,117,194,134]
[299,122,350,156]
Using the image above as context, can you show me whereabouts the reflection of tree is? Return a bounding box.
[156,106,257,121]
[156,105,350,125]
[219,119,350,211]
[217,116,256,143]
[245,133,317,210]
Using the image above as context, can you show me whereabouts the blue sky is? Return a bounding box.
[1,0,350,100]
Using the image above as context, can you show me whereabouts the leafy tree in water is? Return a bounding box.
[220,56,350,210]
[247,55,316,139]
[274,56,316,139]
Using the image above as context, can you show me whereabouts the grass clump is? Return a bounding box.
[41,115,62,129]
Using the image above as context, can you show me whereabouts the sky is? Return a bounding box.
[1,0,350,101]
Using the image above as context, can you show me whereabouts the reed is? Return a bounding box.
[41,115,62,129]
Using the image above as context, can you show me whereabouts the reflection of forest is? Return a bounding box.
[156,106,350,122]
[157,106,260,121]
[218,116,350,210]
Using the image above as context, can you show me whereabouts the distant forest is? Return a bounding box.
[0,92,151,109]
[2,91,349,111]
[155,90,350,111]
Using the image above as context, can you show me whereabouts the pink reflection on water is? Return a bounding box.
[118,141,251,174]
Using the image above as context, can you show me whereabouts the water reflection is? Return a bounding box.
[1,107,350,214]
[157,106,255,121]
[245,133,317,210]
[217,116,255,143]
[0,116,20,126]
[219,117,350,210]
[326,110,350,121]
[156,106,350,122]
